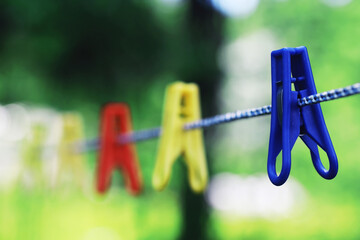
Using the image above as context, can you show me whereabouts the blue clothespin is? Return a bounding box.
[267,46,338,186]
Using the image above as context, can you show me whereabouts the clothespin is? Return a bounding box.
[96,103,142,195]
[267,46,338,186]
[20,123,47,188]
[152,82,208,193]
[57,113,87,189]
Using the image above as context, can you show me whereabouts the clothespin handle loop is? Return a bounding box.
[267,154,291,186]
[267,87,300,186]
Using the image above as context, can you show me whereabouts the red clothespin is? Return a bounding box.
[96,103,142,195]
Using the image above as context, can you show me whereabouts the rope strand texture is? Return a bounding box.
[298,83,360,106]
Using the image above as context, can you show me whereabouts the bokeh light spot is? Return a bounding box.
[211,0,259,18]
[322,0,352,7]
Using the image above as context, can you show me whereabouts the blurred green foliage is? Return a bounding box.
[0,0,359,239]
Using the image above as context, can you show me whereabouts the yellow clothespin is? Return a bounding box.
[57,113,87,189]
[152,82,208,193]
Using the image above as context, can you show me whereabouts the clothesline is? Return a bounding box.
[76,82,360,153]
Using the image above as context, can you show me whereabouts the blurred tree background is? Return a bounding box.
[0,0,359,239]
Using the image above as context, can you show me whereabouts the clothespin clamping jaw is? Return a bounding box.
[267,46,338,186]
[153,82,208,193]
[96,103,142,195]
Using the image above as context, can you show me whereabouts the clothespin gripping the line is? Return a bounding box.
[96,103,142,195]
[268,46,338,186]
[152,82,208,193]
[57,113,87,188]
[20,123,47,188]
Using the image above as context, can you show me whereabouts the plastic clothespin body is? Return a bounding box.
[57,113,86,188]
[152,82,208,193]
[96,103,142,195]
[268,46,338,186]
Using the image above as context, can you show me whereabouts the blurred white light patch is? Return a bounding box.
[206,173,307,219]
[0,145,20,188]
[0,104,28,188]
[0,103,65,189]
[211,0,259,18]
[218,30,278,151]
[4,104,29,141]
[322,0,352,7]
[0,106,10,137]
[83,227,121,240]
